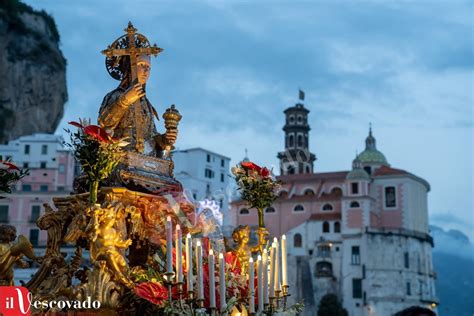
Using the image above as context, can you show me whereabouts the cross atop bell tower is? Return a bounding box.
[277,90,316,175]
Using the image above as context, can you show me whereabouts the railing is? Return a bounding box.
[365,227,434,246]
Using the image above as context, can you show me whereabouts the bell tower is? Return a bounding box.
[277,90,316,175]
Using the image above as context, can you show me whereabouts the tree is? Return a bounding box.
[317,294,348,316]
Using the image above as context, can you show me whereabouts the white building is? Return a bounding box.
[172,147,232,230]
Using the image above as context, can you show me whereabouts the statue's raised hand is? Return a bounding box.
[165,130,178,145]
[123,83,145,105]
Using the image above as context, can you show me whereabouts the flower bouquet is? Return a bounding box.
[232,161,280,228]
[65,119,127,204]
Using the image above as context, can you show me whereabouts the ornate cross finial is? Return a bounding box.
[125,21,137,34]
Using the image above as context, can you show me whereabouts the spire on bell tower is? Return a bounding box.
[277,90,316,175]
[365,122,376,150]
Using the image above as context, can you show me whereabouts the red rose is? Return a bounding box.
[241,161,262,172]
[68,121,84,128]
[260,167,270,177]
[134,281,168,305]
[83,125,112,143]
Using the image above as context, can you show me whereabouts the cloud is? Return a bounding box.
[327,42,415,75]
[431,213,474,238]
[431,225,474,260]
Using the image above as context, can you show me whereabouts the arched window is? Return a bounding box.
[350,201,360,208]
[297,115,303,123]
[294,233,302,248]
[265,207,276,213]
[289,115,295,123]
[297,135,303,147]
[239,208,249,215]
[304,189,315,196]
[289,135,294,147]
[305,166,311,173]
[322,203,333,211]
[334,221,341,233]
[315,261,333,277]
[323,221,330,233]
[294,204,304,212]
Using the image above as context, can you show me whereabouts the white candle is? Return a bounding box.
[196,241,204,300]
[166,216,173,277]
[249,257,255,313]
[257,255,263,312]
[269,242,276,298]
[219,253,226,312]
[209,249,216,308]
[281,234,288,287]
[186,233,193,293]
[263,248,269,305]
[274,237,281,293]
[175,224,183,283]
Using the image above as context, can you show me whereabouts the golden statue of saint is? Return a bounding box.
[99,22,177,156]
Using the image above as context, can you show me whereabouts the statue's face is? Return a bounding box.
[137,55,151,84]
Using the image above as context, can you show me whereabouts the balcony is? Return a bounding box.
[316,244,332,258]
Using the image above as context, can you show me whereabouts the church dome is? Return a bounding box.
[346,168,370,180]
[358,149,388,165]
[346,155,370,180]
[357,126,388,165]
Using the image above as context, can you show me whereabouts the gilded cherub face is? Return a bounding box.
[100,212,116,228]
[0,224,17,243]
[232,225,250,245]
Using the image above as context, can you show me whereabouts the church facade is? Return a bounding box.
[230,99,438,315]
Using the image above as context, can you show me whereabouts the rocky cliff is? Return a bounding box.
[0,0,67,143]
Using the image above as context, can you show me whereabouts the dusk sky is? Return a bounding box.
[26,1,473,239]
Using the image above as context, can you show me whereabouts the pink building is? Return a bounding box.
[0,134,76,246]
[230,99,437,315]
